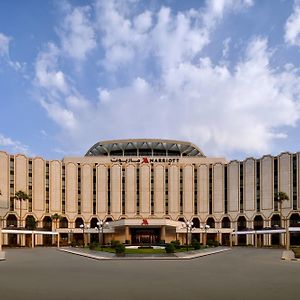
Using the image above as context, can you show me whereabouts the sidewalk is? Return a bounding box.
[59,246,231,261]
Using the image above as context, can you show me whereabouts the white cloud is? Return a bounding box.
[0,33,10,57]
[35,43,69,94]
[285,1,300,46]
[0,32,25,71]
[33,1,300,158]
[59,6,96,60]
[0,133,30,155]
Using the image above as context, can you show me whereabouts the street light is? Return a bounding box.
[79,224,90,247]
[184,221,194,251]
[96,220,109,250]
[200,224,210,246]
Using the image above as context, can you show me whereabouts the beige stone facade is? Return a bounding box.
[0,139,299,247]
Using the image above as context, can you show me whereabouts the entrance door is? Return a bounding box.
[131,228,160,244]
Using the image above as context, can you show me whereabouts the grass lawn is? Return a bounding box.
[91,246,205,254]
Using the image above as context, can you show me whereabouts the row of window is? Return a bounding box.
[6,155,299,216]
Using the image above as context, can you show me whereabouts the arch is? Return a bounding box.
[6,214,18,228]
[206,217,215,228]
[237,216,247,231]
[59,217,69,228]
[25,215,36,229]
[221,217,231,228]
[42,216,52,230]
[290,213,300,227]
[271,214,281,228]
[192,217,200,228]
[90,217,99,228]
[253,215,264,230]
[105,217,113,222]
[75,217,84,228]
[178,217,186,223]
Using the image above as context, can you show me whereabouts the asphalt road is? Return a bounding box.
[0,247,299,300]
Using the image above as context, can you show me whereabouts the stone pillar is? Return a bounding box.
[125,226,130,243]
[229,233,233,247]
[161,226,166,242]
[57,234,60,248]
[0,229,2,251]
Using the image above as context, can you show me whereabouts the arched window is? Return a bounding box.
[25,215,36,229]
[206,217,215,228]
[178,217,185,223]
[221,217,231,228]
[59,217,68,228]
[192,218,200,228]
[90,217,98,228]
[290,213,300,227]
[75,217,84,228]
[271,214,281,228]
[6,214,18,228]
[254,215,264,230]
[237,216,247,231]
[43,216,52,230]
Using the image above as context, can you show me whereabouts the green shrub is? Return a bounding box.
[165,243,175,253]
[171,240,181,249]
[213,241,219,247]
[207,240,214,247]
[111,240,120,248]
[89,241,98,250]
[115,243,125,254]
[193,241,201,250]
[125,239,130,245]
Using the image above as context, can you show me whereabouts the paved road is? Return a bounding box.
[0,247,299,300]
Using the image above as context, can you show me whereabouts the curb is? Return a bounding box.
[59,247,231,261]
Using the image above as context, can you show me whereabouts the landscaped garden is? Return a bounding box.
[86,239,219,255]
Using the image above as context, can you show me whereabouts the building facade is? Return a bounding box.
[0,139,300,247]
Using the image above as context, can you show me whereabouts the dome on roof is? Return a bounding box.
[85,139,205,157]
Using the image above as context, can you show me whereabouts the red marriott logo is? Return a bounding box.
[142,157,150,163]
[141,219,149,225]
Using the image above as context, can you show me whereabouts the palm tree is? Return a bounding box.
[13,190,30,228]
[274,191,289,249]
[51,213,61,230]
[51,213,61,246]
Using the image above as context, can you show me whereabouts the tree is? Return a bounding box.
[51,213,61,230]
[51,213,61,246]
[274,191,289,249]
[13,191,30,228]
[275,191,289,224]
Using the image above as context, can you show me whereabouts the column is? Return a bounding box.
[161,226,166,242]
[125,226,130,243]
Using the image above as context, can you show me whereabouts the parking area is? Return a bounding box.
[0,247,300,300]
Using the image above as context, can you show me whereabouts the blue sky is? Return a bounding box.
[1,0,300,160]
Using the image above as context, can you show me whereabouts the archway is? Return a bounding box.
[206,217,216,243]
[290,213,300,246]
[6,214,18,246]
[43,216,53,246]
[221,217,231,246]
[90,217,99,243]
[271,214,281,245]
[237,216,247,245]
[74,217,84,246]
[59,217,68,228]
[254,215,264,247]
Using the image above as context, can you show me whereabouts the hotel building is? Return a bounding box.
[0,139,299,247]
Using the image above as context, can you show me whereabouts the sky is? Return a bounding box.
[0,0,300,161]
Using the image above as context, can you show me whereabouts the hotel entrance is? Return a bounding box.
[131,228,160,244]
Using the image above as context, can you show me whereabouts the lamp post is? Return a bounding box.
[96,220,109,250]
[185,221,194,251]
[200,224,210,246]
[79,224,90,247]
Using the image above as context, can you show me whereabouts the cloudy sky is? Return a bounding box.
[1,0,300,160]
